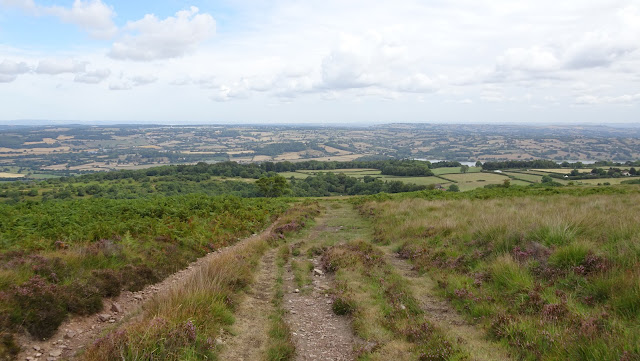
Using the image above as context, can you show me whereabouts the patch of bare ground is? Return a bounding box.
[381,247,513,361]
[283,255,357,361]
[217,249,277,361]
[15,226,276,361]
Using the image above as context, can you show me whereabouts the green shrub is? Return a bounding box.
[332,296,356,315]
[10,276,67,339]
[549,243,591,269]
[490,255,533,293]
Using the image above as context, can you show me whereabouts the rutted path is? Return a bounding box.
[380,246,514,361]
[218,249,277,361]
[17,202,513,361]
[16,225,277,361]
[282,213,358,361]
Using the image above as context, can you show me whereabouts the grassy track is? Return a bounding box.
[358,194,640,360]
[305,202,498,360]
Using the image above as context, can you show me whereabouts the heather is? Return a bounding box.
[0,194,289,358]
[358,194,640,360]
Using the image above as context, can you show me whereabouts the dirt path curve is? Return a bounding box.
[217,249,277,361]
[283,212,358,361]
[16,225,277,361]
[381,247,514,361]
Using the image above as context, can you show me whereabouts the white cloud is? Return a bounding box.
[46,0,116,39]
[36,59,87,74]
[321,50,374,89]
[210,84,249,102]
[108,80,132,91]
[397,73,437,93]
[0,59,31,82]
[575,93,640,105]
[109,6,215,61]
[1,0,116,39]
[131,75,158,86]
[497,47,561,73]
[0,0,36,12]
[563,31,636,69]
[2,0,640,123]
[74,68,110,83]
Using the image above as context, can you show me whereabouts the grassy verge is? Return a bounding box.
[358,194,640,360]
[322,240,468,361]
[265,245,296,361]
[80,201,321,361]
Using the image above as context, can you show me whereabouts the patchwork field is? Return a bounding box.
[279,168,519,190]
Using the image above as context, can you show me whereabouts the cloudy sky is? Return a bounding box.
[0,0,639,124]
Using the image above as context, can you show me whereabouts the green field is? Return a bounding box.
[281,169,381,179]
[532,168,575,174]
[437,172,511,190]
[376,175,451,186]
[577,178,632,185]
[504,171,542,183]
[430,166,482,175]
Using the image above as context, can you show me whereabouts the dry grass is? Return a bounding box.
[0,172,24,178]
[82,202,321,361]
[360,194,640,360]
[82,235,269,361]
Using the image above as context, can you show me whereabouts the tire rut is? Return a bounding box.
[283,213,358,361]
[381,248,514,361]
[218,249,277,361]
[283,257,356,361]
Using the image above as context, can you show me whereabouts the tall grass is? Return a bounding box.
[322,240,469,360]
[83,235,269,360]
[81,201,320,361]
[359,194,640,360]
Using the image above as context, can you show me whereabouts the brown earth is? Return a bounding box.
[283,255,358,361]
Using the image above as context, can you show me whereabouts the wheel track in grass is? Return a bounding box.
[379,245,514,361]
[218,249,277,361]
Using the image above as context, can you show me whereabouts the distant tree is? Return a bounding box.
[475,161,482,167]
[541,175,553,183]
[447,184,460,192]
[256,175,290,197]
[502,179,511,188]
[460,165,470,173]
[630,167,637,176]
[570,169,580,176]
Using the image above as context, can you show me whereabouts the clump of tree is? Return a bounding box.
[481,160,559,170]
[289,172,427,196]
[256,175,290,197]
[380,160,433,176]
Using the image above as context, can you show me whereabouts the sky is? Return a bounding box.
[0,0,639,125]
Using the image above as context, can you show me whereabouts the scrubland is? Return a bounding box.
[358,194,640,360]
